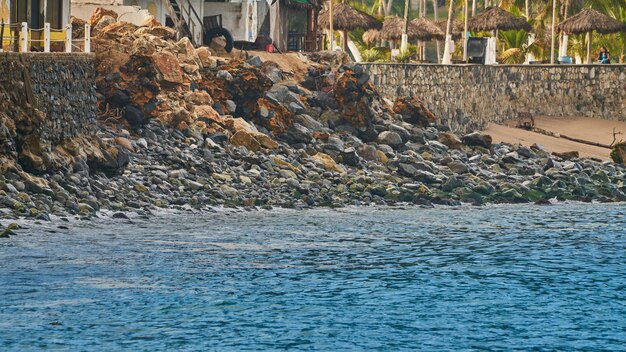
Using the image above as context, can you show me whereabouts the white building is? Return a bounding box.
[71,0,323,52]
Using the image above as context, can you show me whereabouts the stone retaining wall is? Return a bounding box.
[0,53,97,147]
[359,63,626,132]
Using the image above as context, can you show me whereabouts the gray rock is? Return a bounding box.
[224,100,237,114]
[389,124,411,142]
[264,67,283,83]
[247,56,263,67]
[447,160,469,174]
[288,102,307,115]
[358,144,379,161]
[377,131,403,149]
[295,114,324,131]
[398,163,418,177]
[216,70,233,81]
[341,148,360,167]
[281,123,312,144]
[442,176,465,192]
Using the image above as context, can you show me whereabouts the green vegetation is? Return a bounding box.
[347,0,626,63]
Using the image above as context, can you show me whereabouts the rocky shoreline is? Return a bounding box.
[1,10,625,227]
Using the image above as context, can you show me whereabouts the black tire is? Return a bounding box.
[204,27,234,53]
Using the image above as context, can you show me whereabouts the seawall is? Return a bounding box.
[359,63,626,132]
[0,52,97,148]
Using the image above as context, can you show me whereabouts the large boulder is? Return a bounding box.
[377,131,403,149]
[89,7,118,27]
[313,152,346,173]
[462,132,492,148]
[280,123,313,144]
[438,132,463,149]
[393,96,437,126]
[151,51,184,85]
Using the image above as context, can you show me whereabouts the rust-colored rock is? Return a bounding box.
[152,51,184,85]
[253,98,294,136]
[333,68,377,128]
[196,47,216,68]
[89,7,119,27]
[114,136,135,152]
[313,152,346,173]
[393,96,437,126]
[438,132,463,149]
[230,131,262,151]
[193,105,223,123]
[98,21,139,37]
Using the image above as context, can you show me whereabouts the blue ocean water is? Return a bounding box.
[1,204,625,351]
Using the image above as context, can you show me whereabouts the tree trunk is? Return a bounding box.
[472,0,476,16]
[434,0,441,62]
[561,0,569,57]
[550,0,556,64]
[586,31,592,64]
[401,0,410,52]
[525,0,529,18]
[463,0,468,61]
[443,0,455,64]
[386,0,394,16]
[329,0,334,51]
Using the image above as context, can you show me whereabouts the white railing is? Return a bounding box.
[0,22,91,53]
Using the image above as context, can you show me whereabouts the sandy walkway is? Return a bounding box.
[486,124,611,161]
[501,116,626,146]
[489,116,626,161]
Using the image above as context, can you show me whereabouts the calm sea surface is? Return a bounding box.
[1,204,625,351]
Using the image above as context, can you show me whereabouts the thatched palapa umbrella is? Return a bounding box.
[558,8,626,64]
[437,20,463,41]
[380,17,443,41]
[467,6,531,32]
[380,16,415,41]
[318,2,382,51]
[411,18,445,61]
[411,17,445,41]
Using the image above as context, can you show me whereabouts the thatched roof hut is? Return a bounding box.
[467,6,531,32]
[557,8,626,63]
[380,17,411,40]
[381,16,441,41]
[558,8,626,34]
[318,3,382,31]
[411,17,445,41]
[437,20,463,40]
[318,2,381,51]
[363,29,381,45]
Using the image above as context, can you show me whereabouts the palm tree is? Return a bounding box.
[442,0,455,63]
[499,29,541,63]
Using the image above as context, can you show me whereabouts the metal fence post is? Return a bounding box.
[44,23,51,53]
[21,22,28,52]
[84,24,91,53]
[65,24,72,53]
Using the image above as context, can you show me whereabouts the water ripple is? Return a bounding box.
[1,204,625,351]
